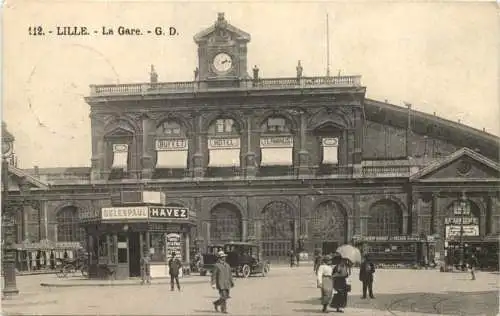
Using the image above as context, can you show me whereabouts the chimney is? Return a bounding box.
[34,165,39,177]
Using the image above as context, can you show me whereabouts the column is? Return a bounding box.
[245,115,256,178]
[193,113,204,178]
[141,115,154,179]
[184,233,190,264]
[353,109,363,165]
[353,195,360,236]
[410,193,419,234]
[241,219,248,242]
[298,111,310,176]
[39,200,48,240]
[488,194,496,234]
[347,216,354,243]
[145,231,150,253]
[360,216,369,235]
[255,220,263,259]
[23,204,29,242]
[432,193,440,235]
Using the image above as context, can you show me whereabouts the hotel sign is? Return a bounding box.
[101,207,149,220]
[260,136,293,148]
[155,139,188,151]
[208,137,240,149]
[149,207,189,219]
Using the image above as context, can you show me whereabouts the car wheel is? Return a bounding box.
[241,264,251,278]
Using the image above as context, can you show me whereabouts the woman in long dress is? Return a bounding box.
[316,255,333,313]
[330,253,350,313]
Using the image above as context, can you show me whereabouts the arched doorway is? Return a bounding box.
[367,200,403,237]
[56,206,84,243]
[310,200,347,255]
[209,203,242,244]
[261,201,294,263]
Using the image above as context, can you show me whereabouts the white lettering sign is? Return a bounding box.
[101,207,149,220]
[149,207,189,219]
[445,225,479,238]
[155,139,188,151]
[445,217,479,225]
[260,136,294,148]
[112,144,128,152]
[208,138,240,149]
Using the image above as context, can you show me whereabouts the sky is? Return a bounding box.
[3,1,499,169]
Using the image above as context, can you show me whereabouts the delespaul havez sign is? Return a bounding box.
[101,206,190,220]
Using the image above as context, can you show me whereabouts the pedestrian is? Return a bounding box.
[317,255,333,313]
[289,249,295,267]
[211,250,234,314]
[468,254,479,280]
[168,252,182,291]
[313,253,322,274]
[359,254,375,299]
[330,253,350,313]
[295,251,301,267]
[140,251,151,285]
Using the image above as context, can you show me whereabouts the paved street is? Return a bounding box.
[2,266,499,315]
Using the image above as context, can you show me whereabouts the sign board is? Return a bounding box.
[101,206,149,220]
[357,235,421,242]
[322,138,339,147]
[149,207,189,219]
[79,208,101,221]
[260,136,293,148]
[445,217,478,225]
[165,233,182,261]
[142,191,166,205]
[208,137,240,149]
[155,139,188,151]
[445,225,479,238]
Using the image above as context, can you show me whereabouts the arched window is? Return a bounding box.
[156,120,184,137]
[367,200,403,237]
[56,206,83,242]
[206,118,241,173]
[261,116,290,134]
[259,116,294,171]
[210,203,242,243]
[154,120,189,174]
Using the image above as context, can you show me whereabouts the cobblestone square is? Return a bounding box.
[2,266,498,315]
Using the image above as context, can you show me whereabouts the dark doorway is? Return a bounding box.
[128,232,141,277]
[322,241,338,255]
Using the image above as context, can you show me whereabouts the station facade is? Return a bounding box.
[5,13,500,276]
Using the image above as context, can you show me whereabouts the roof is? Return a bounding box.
[193,13,251,43]
[7,164,50,190]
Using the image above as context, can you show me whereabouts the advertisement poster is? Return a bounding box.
[165,233,182,262]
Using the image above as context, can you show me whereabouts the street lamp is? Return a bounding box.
[2,134,19,297]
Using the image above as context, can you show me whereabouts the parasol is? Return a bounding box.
[335,244,362,264]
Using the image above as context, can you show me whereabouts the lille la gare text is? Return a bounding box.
[28,26,179,37]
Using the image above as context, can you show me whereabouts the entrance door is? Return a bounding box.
[322,241,338,255]
[128,232,141,277]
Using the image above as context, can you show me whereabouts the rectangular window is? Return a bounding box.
[150,232,166,262]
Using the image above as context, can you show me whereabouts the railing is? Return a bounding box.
[362,166,411,178]
[89,75,362,97]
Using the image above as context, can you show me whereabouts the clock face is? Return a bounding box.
[212,53,233,73]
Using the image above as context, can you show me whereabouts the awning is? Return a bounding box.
[322,138,339,164]
[208,149,240,167]
[112,144,128,171]
[156,150,188,169]
[260,147,293,166]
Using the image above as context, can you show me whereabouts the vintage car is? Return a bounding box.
[200,242,270,278]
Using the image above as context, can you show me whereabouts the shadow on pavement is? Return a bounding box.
[289,290,499,316]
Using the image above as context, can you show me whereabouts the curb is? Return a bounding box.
[39,278,209,288]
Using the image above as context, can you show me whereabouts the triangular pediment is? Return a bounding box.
[105,127,134,138]
[193,13,251,43]
[3,164,49,191]
[410,148,500,182]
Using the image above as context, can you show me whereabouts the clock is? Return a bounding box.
[212,53,233,73]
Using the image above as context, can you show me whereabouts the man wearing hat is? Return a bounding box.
[168,252,182,291]
[211,250,234,313]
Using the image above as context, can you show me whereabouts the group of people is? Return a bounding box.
[316,253,376,313]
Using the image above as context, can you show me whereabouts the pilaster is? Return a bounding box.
[141,115,154,179]
[244,115,256,178]
[360,216,369,235]
[242,219,248,241]
[193,114,205,178]
[298,111,311,176]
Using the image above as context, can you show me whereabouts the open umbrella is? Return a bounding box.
[335,244,362,264]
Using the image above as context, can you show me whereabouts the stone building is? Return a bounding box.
[6,13,499,275]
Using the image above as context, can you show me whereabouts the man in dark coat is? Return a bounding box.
[168,252,182,291]
[468,254,479,280]
[359,254,375,299]
[211,251,234,314]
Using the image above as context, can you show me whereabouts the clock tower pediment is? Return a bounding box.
[194,13,251,82]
